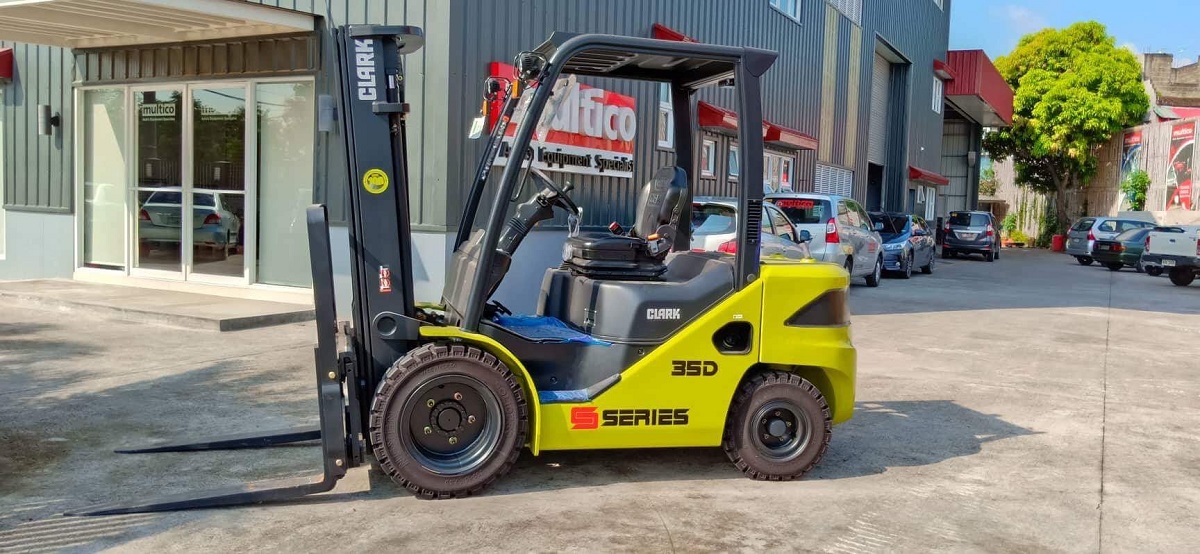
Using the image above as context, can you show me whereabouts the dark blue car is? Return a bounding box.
[868,212,937,278]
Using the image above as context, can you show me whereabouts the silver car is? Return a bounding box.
[766,192,884,287]
[691,197,811,260]
[1066,217,1156,265]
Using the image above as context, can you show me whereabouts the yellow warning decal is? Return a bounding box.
[363,168,389,194]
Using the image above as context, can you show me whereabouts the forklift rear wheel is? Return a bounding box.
[723,371,831,481]
[369,343,527,498]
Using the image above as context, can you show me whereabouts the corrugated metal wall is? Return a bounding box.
[75,34,318,83]
[0,42,75,213]
[448,0,841,230]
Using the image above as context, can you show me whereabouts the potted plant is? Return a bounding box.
[1000,213,1019,247]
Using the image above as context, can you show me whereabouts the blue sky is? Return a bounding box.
[950,1,1200,66]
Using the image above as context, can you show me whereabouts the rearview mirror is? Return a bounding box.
[798,230,813,243]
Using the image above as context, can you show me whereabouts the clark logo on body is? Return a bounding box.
[570,407,689,429]
[645,308,681,320]
[354,39,378,101]
[487,62,637,178]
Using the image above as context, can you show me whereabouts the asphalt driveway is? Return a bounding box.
[1,249,1198,553]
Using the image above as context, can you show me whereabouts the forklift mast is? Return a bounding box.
[335,25,425,390]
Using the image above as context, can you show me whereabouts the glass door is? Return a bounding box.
[189,86,248,281]
[133,88,185,276]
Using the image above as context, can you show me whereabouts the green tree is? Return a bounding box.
[983,22,1148,233]
[1120,169,1150,211]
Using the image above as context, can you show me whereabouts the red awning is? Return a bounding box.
[945,50,1014,126]
[933,59,955,81]
[652,23,698,43]
[764,121,818,151]
[908,165,950,186]
[697,101,739,134]
[0,48,12,81]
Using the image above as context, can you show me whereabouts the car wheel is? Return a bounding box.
[985,251,995,263]
[1106,262,1123,272]
[1146,266,1163,277]
[1168,268,1196,287]
[865,256,883,287]
[901,253,913,279]
[722,371,831,481]
[941,248,952,259]
[369,343,527,498]
[921,254,934,274]
[1076,256,1094,266]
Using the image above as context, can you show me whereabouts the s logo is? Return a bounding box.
[570,407,599,430]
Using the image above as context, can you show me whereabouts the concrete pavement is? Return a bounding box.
[0,249,1197,552]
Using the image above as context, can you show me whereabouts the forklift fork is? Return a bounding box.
[66,206,355,516]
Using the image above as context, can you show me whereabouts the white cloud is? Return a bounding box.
[990,4,1049,38]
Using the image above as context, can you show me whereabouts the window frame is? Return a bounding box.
[657,83,674,150]
[769,0,803,23]
[932,77,944,114]
[763,150,797,193]
[728,143,740,179]
[700,139,716,177]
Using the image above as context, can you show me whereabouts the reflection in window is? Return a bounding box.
[657,84,674,149]
[256,82,316,287]
[701,139,716,176]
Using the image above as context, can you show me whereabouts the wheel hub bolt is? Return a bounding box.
[448,437,458,445]
[467,415,476,424]
[453,392,463,401]
[423,426,432,435]
[427,399,435,408]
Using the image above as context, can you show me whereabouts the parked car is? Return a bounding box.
[1141,225,1200,286]
[1138,226,1187,276]
[691,197,811,260]
[942,210,1000,262]
[1090,227,1158,272]
[139,189,242,259]
[766,192,884,287]
[1066,217,1156,266]
[869,212,937,278]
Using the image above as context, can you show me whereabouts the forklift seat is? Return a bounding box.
[562,167,687,280]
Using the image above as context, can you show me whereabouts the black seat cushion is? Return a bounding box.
[563,166,688,280]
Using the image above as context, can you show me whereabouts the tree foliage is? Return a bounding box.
[983,21,1148,231]
[1120,169,1150,211]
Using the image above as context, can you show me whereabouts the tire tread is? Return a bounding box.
[721,371,832,481]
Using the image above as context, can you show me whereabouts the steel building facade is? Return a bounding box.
[1,0,1009,312]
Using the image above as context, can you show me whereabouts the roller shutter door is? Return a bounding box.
[868,53,890,165]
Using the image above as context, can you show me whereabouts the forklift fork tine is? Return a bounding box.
[64,475,338,516]
[114,426,321,454]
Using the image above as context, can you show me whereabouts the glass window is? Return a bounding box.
[0,88,5,259]
[256,81,316,287]
[768,205,796,240]
[657,84,674,149]
[770,197,830,224]
[764,152,796,193]
[769,0,802,21]
[1098,220,1118,232]
[933,78,944,114]
[83,88,129,270]
[191,86,247,278]
[1070,218,1095,232]
[836,201,852,227]
[950,212,991,227]
[701,139,716,176]
[692,203,737,236]
[728,144,740,178]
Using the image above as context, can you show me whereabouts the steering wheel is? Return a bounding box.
[529,167,581,217]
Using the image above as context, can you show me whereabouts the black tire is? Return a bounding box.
[1105,262,1123,272]
[1135,260,1145,274]
[941,248,952,259]
[369,343,527,499]
[985,250,995,262]
[900,253,913,279]
[1077,256,1094,266]
[1169,268,1196,287]
[723,371,831,481]
[865,256,883,287]
[1147,266,1163,277]
[921,252,934,274]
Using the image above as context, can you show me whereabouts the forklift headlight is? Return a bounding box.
[785,289,850,327]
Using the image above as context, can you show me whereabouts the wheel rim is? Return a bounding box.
[875,258,882,281]
[750,400,812,462]
[399,374,502,475]
[905,255,912,277]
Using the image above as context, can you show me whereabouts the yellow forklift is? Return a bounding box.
[71,24,855,514]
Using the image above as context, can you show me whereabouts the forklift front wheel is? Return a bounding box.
[723,371,831,481]
[369,343,528,498]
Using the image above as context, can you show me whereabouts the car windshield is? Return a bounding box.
[870,213,909,236]
[950,212,989,227]
[768,197,830,224]
[692,204,737,236]
[1115,228,1149,242]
